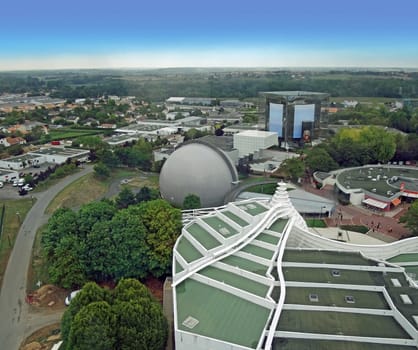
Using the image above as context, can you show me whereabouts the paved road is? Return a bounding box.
[0,165,93,350]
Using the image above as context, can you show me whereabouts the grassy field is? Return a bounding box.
[27,224,49,292]
[48,129,105,140]
[0,198,33,288]
[340,225,369,234]
[246,182,277,195]
[306,219,327,228]
[45,172,108,214]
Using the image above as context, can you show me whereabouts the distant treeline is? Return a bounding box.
[0,69,417,101]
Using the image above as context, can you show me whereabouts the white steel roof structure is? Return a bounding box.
[173,183,418,350]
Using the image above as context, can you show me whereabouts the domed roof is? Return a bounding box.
[159,141,238,207]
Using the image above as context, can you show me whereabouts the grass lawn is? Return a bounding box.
[45,172,108,214]
[306,219,327,228]
[48,129,105,140]
[340,225,369,234]
[27,224,49,292]
[246,183,277,195]
[0,198,33,288]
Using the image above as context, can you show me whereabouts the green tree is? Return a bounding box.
[62,279,167,350]
[67,301,116,350]
[48,235,86,289]
[183,193,201,209]
[42,208,79,257]
[358,126,396,164]
[137,200,182,277]
[77,200,116,237]
[94,162,110,179]
[115,187,136,209]
[399,201,418,236]
[61,282,108,346]
[305,147,339,173]
[135,186,159,203]
[279,157,305,182]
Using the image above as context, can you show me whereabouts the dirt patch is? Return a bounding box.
[144,276,164,303]
[20,323,61,350]
[26,284,68,310]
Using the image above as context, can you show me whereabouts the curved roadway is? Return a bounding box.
[0,165,93,350]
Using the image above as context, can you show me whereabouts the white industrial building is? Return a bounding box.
[233,130,278,158]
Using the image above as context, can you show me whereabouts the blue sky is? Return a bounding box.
[1,0,418,70]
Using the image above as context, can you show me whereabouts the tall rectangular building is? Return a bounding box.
[261,91,329,144]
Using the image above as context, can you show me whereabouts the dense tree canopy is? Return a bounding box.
[400,201,418,236]
[61,279,167,350]
[42,199,181,288]
[183,193,202,209]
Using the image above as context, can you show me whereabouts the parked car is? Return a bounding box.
[18,188,28,196]
[12,180,18,187]
[0,181,3,188]
[22,184,33,191]
[65,290,81,306]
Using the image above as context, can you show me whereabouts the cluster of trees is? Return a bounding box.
[61,279,167,350]
[2,69,418,102]
[41,199,182,289]
[400,201,418,236]
[327,104,418,134]
[70,135,163,174]
[115,186,160,209]
[279,126,398,181]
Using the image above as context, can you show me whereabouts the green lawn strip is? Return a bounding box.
[0,198,33,288]
[306,219,327,228]
[27,224,50,291]
[285,287,389,309]
[340,225,369,234]
[246,183,277,195]
[278,310,409,338]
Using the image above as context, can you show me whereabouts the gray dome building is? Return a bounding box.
[159,140,239,208]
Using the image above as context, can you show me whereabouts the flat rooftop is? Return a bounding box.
[0,154,42,163]
[337,166,418,198]
[29,147,89,157]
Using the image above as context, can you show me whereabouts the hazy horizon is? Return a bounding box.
[1,0,418,71]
